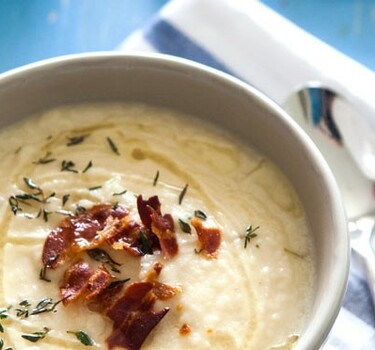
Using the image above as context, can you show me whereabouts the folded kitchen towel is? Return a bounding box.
[118,0,375,349]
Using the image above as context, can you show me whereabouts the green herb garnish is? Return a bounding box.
[21,327,49,343]
[88,185,102,191]
[244,225,260,249]
[178,184,188,205]
[194,210,207,220]
[33,151,56,165]
[87,249,121,273]
[67,134,89,146]
[67,330,94,346]
[82,160,93,173]
[107,137,120,155]
[62,194,70,206]
[8,196,21,215]
[61,160,78,173]
[138,230,153,255]
[153,170,160,186]
[112,189,127,196]
[108,278,131,289]
[23,177,40,191]
[178,219,191,234]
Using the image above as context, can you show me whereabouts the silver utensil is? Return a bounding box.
[284,85,375,307]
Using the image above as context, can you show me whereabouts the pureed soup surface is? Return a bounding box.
[0,103,315,350]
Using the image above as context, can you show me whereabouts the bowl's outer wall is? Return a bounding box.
[0,54,349,350]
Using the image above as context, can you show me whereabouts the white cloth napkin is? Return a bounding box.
[118,0,375,349]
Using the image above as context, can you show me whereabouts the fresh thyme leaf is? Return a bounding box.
[15,193,42,203]
[87,249,121,272]
[67,134,89,146]
[194,210,207,220]
[178,184,189,205]
[0,307,10,320]
[21,327,49,343]
[112,189,127,196]
[23,177,40,191]
[108,278,131,289]
[88,185,102,191]
[194,248,203,254]
[62,194,70,206]
[0,323,3,333]
[153,170,160,186]
[138,230,153,255]
[30,296,68,315]
[39,255,58,282]
[244,225,260,249]
[284,247,304,259]
[61,160,79,173]
[19,300,31,307]
[42,209,51,222]
[55,209,74,217]
[33,151,56,165]
[8,196,21,215]
[75,206,87,215]
[0,339,3,348]
[106,137,120,155]
[67,330,94,346]
[82,160,93,173]
[178,219,191,234]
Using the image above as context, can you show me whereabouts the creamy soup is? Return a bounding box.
[0,103,315,350]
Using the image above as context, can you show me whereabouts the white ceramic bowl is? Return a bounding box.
[0,53,349,349]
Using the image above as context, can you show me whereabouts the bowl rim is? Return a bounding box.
[0,52,350,349]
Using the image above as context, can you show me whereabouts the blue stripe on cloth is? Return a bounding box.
[143,18,236,76]
[343,272,375,327]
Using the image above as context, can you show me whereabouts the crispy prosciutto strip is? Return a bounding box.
[137,195,161,230]
[60,259,94,305]
[149,208,178,258]
[106,281,170,350]
[191,217,221,258]
[106,308,169,350]
[85,265,112,300]
[42,204,128,268]
[106,216,143,257]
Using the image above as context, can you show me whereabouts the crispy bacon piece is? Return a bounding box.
[106,216,143,257]
[191,217,221,258]
[106,308,169,350]
[85,266,112,300]
[87,281,125,314]
[145,262,179,300]
[137,195,161,230]
[107,282,155,328]
[42,204,128,268]
[136,195,178,258]
[149,208,178,259]
[106,281,170,350]
[60,259,94,305]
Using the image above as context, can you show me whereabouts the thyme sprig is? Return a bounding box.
[178,219,191,234]
[194,210,207,221]
[21,327,49,343]
[82,161,93,173]
[67,134,90,146]
[67,330,94,346]
[61,160,79,173]
[107,137,120,155]
[138,230,153,255]
[33,151,56,165]
[62,194,70,206]
[112,190,127,196]
[153,170,159,186]
[244,225,260,249]
[8,178,55,219]
[178,184,189,205]
[87,249,122,273]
